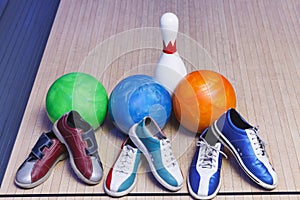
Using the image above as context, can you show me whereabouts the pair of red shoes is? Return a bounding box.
[15,111,103,188]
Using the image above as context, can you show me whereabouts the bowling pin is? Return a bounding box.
[154,12,187,94]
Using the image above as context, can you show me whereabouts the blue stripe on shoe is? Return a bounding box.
[118,173,135,192]
[118,149,141,192]
[244,156,274,185]
[139,137,161,152]
[139,139,179,186]
[157,168,178,187]
[135,125,179,187]
[208,170,221,195]
[189,147,201,194]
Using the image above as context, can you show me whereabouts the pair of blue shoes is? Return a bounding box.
[188,108,277,199]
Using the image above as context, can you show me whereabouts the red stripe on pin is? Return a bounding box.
[163,40,177,54]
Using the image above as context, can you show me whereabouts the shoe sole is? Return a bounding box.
[212,121,276,190]
[14,153,68,189]
[53,120,101,185]
[129,124,183,191]
[103,175,137,197]
[187,171,221,200]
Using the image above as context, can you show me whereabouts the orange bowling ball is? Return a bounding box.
[173,70,236,133]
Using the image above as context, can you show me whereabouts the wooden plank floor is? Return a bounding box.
[1,0,300,199]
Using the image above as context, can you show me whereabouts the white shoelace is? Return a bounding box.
[161,139,177,168]
[115,145,135,174]
[249,126,267,156]
[197,138,227,169]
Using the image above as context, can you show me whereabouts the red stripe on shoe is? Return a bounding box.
[106,168,113,190]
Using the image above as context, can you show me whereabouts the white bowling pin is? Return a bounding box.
[154,12,187,94]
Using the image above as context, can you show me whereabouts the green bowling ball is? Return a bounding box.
[46,72,108,129]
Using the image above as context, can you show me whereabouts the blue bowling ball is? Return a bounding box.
[109,74,172,134]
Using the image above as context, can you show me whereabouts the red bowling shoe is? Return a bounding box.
[15,131,68,188]
[53,110,103,185]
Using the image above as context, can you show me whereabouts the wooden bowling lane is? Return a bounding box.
[1,0,300,199]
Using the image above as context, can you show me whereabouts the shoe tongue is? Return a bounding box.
[201,128,219,146]
[67,111,90,131]
[142,117,166,140]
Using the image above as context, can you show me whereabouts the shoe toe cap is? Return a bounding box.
[189,171,220,198]
[157,166,183,189]
[105,169,136,196]
[250,159,278,189]
[15,161,35,185]
[89,157,103,182]
[258,169,277,189]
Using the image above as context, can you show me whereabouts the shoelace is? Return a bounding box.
[115,145,135,174]
[197,138,227,169]
[161,139,177,168]
[249,126,267,156]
